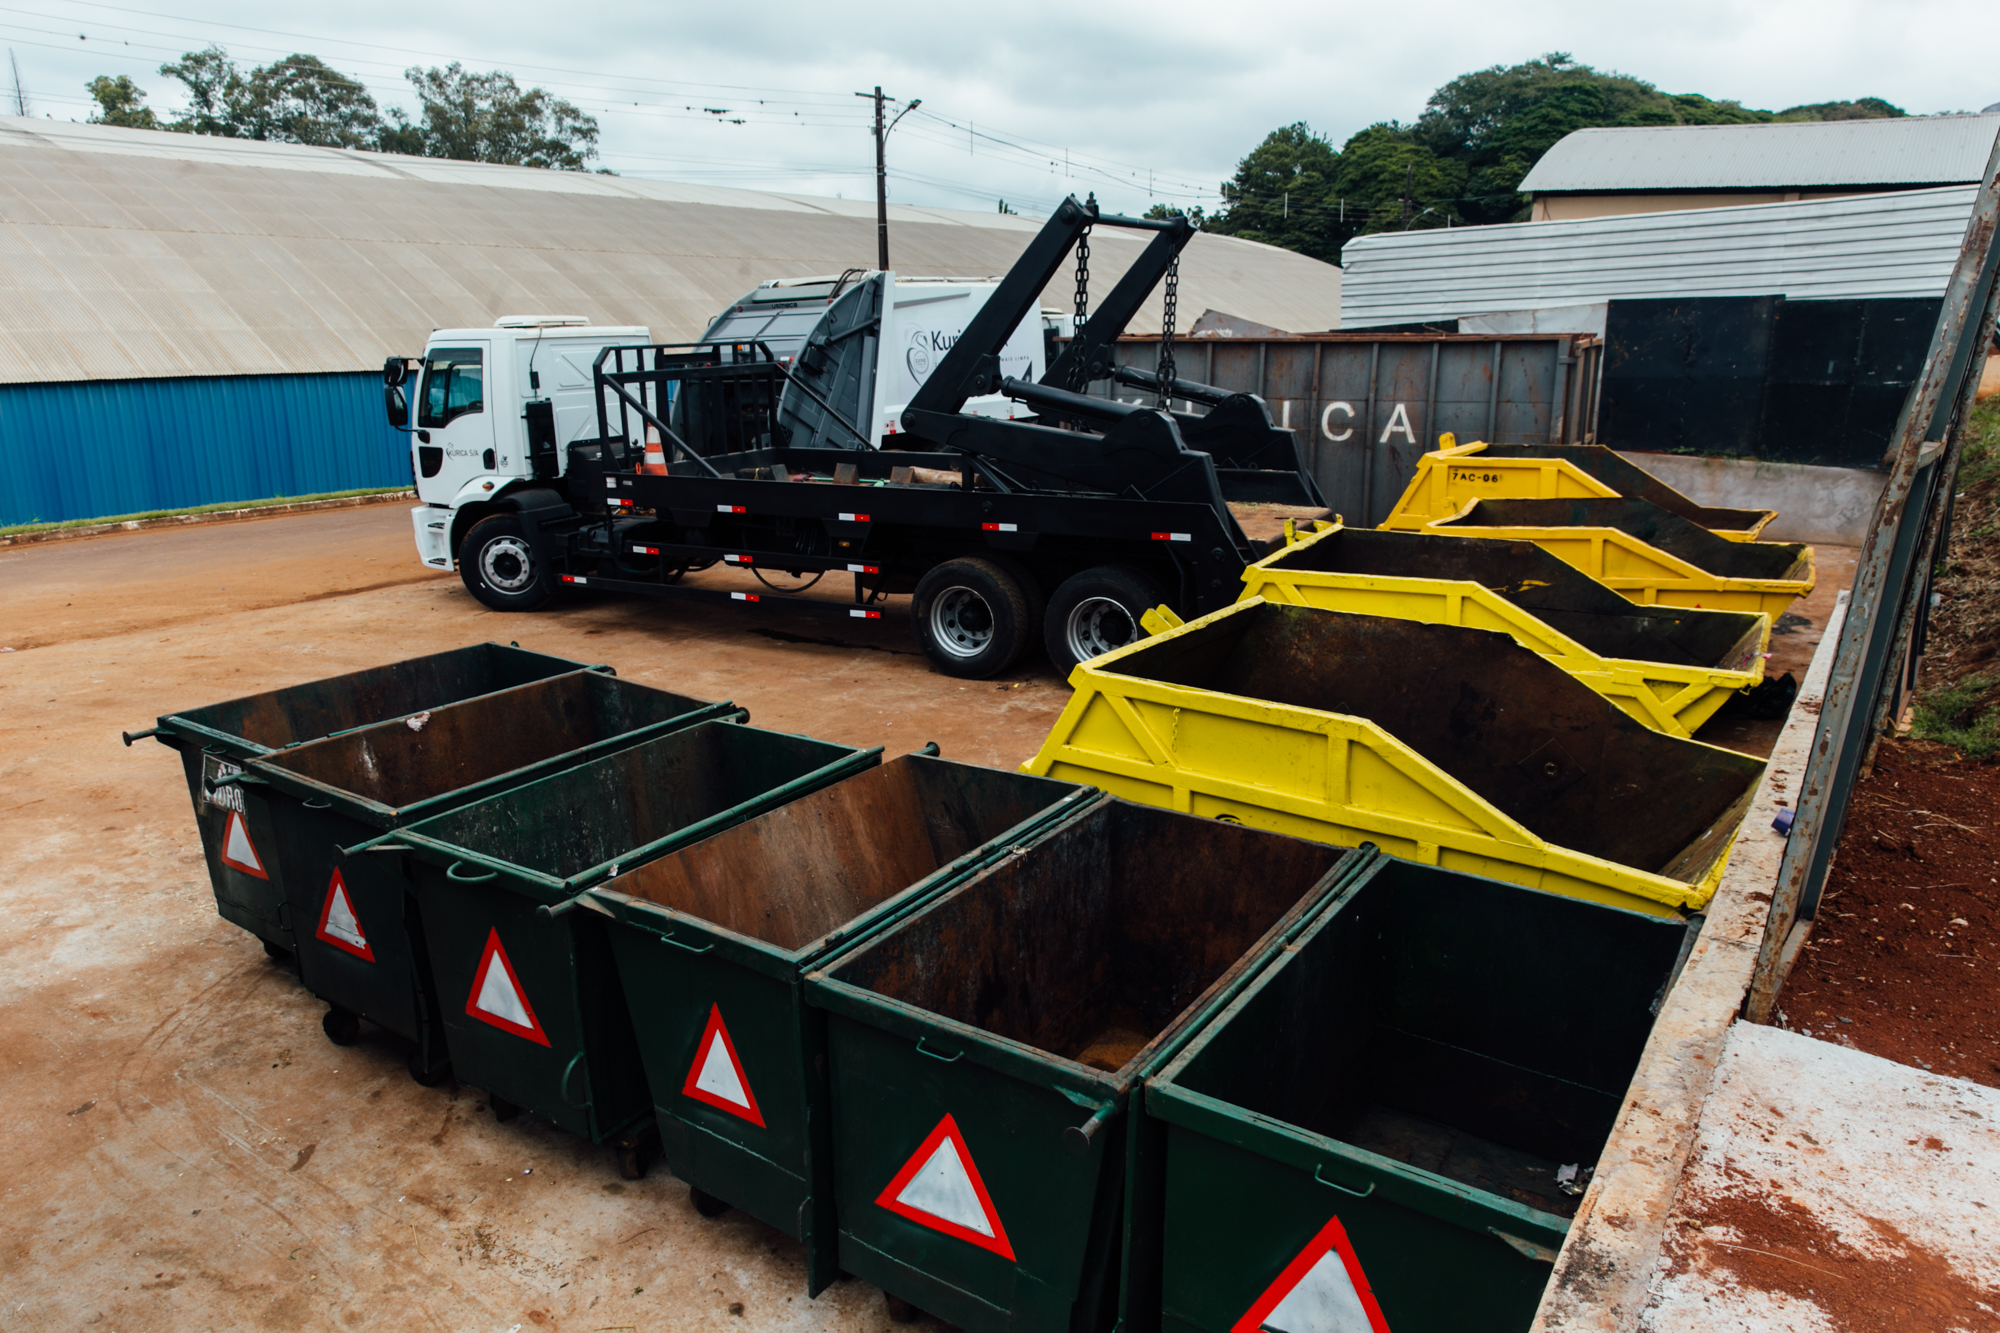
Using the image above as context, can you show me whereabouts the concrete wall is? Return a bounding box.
[1617,450,1887,545]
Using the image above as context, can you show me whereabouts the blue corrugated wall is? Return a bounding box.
[0,372,410,526]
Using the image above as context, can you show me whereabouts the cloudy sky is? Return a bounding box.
[7,0,1999,217]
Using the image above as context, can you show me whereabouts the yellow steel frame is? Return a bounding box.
[1237,523,1771,738]
[1025,600,1757,919]
[1379,437,1776,541]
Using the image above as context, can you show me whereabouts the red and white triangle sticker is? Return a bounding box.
[681,1004,765,1126]
[465,927,550,1046]
[315,869,375,961]
[875,1114,1015,1261]
[1233,1215,1391,1333]
[217,810,268,879]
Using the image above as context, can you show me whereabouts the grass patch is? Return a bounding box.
[0,487,410,539]
[1958,397,2000,496]
[1912,671,2000,760]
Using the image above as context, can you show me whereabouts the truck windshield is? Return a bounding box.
[419,348,484,427]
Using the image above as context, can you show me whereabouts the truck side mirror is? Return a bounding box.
[385,383,409,429]
[383,356,408,387]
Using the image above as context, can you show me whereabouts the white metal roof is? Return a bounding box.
[1339,185,1978,328]
[0,117,1340,384]
[1518,115,2000,193]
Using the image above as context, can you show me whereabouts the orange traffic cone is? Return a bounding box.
[641,426,669,475]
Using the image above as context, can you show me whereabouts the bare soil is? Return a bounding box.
[1918,398,2000,726]
[1776,738,2000,1087]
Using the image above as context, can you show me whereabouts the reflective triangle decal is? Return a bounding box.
[875,1114,1015,1260]
[465,927,550,1045]
[1233,1215,1391,1333]
[218,810,268,879]
[315,869,375,961]
[680,1004,765,1127]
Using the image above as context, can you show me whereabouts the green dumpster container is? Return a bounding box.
[804,797,1362,1332]
[364,720,879,1172]
[124,643,593,959]
[585,753,1095,1293]
[234,669,740,1081]
[1142,850,1692,1333]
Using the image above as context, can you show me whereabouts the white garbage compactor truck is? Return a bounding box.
[386,199,1326,677]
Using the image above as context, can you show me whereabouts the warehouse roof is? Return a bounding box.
[1340,185,1977,328]
[1518,114,2000,193]
[0,117,1340,385]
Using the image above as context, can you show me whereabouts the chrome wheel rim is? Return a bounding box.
[929,585,996,659]
[1064,595,1138,663]
[480,535,535,592]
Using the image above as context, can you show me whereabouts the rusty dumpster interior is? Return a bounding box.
[824,800,1351,1076]
[403,722,859,884]
[1467,444,1773,533]
[1107,603,1765,879]
[168,642,580,750]
[1169,857,1693,1217]
[1439,497,1811,581]
[1266,527,1768,669]
[604,756,1078,954]
[262,671,716,811]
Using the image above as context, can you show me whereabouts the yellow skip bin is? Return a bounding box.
[1239,522,1771,737]
[1024,599,1765,917]
[1425,496,1815,617]
[1380,436,1778,540]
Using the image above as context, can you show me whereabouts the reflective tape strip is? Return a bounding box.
[632,545,660,555]
[981,522,1019,532]
[846,563,880,574]
[1151,532,1192,542]
[724,554,753,564]
[849,609,881,619]
[838,512,870,522]
[561,575,588,585]
[605,478,618,489]
[731,592,759,602]
[717,504,746,513]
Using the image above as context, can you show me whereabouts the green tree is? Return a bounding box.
[86,74,157,129]
[1143,202,1206,225]
[1775,97,1905,121]
[381,63,599,170]
[1204,123,1344,262]
[1331,124,1467,236]
[156,46,380,147]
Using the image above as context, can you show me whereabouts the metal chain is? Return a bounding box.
[1069,222,1092,389]
[1157,254,1179,407]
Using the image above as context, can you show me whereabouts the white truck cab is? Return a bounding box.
[404,316,649,568]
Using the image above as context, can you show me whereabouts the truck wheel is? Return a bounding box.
[911,557,1034,679]
[459,515,554,612]
[1044,566,1167,677]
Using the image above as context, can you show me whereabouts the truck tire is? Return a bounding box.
[459,514,555,612]
[911,557,1035,679]
[1044,565,1167,677]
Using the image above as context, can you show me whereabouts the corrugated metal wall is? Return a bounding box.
[0,372,408,526]
[1099,334,1601,524]
[1339,185,1978,329]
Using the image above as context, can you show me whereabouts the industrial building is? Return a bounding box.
[1519,112,2000,220]
[0,117,1343,526]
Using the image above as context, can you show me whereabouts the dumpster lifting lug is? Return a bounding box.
[445,860,500,883]
[1063,1100,1120,1157]
[913,1037,962,1063]
[1313,1163,1375,1198]
[121,726,163,747]
[560,1052,592,1109]
[535,890,617,922]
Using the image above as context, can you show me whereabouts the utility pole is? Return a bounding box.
[1400,162,1415,231]
[854,86,920,271]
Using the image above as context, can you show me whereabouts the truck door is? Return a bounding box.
[413,343,496,505]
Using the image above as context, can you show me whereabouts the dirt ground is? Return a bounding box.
[1777,738,2000,1088]
[0,502,1073,1332]
[0,503,1860,1331]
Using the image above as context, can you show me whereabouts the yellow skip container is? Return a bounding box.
[1023,599,1765,917]
[1237,522,1771,737]
[1425,496,1815,617]
[1381,436,1778,540]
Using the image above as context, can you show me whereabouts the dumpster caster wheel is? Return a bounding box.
[690,1186,730,1218]
[490,1095,519,1123]
[408,1053,451,1087]
[321,1007,361,1047]
[616,1143,648,1181]
[885,1293,923,1324]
